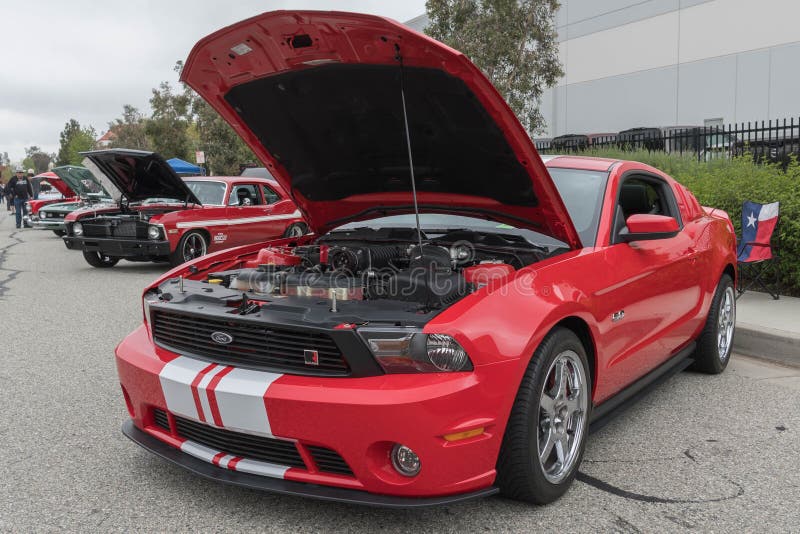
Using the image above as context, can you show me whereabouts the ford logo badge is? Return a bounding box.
[211,331,234,345]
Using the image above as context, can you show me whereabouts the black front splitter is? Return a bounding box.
[122,421,499,508]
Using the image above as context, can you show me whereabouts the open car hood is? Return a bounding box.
[80,149,201,205]
[33,171,73,197]
[181,11,580,248]
[50,165,110,198]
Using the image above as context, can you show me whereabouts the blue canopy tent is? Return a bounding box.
[167,158,205,176]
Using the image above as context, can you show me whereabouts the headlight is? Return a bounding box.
[40,212,47,219]
[147,225,162,240]
[357,327,472,373]
[73,222,83,236]
[142,289,160,325]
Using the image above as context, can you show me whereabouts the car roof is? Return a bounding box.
[543,155,619,172]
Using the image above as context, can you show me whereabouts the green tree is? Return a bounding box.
[425,0,563,133]
[108,105,152,150]
[23,146,54,174]
[146,81,192,160]
[192,97,257,176]
[56,119,96,165]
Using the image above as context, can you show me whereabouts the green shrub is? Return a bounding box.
[559,149,800,295]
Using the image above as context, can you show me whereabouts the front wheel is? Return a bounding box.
[692,274,736,374]
[52,230,66,237]
[170,230,208,267]
[82,250,119,268]
[496,328,591,504]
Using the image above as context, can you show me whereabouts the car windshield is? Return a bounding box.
[185,180,226,205]
[548,168,608,247]
[335,214,567,249]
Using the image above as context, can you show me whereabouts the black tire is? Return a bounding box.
[170,230,208,267]
[496,327,591,504]
[52,230,66,237]
[82,250,119,268]
[691,274,735,374]
[283,222,308,238]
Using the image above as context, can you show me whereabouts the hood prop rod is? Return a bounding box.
[396,44,424,255]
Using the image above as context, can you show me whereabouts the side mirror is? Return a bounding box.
[619,214,679,242]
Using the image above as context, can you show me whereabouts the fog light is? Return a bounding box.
[147,225,162,240]
[73,222,83,236]
[391,443,421,477]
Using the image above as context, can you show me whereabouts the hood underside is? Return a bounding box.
[80,149,201,205]
[51,165,108,198]
[181,11,580,248]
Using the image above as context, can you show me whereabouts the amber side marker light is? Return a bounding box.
[443,427,485,442]
[208,279,223,284]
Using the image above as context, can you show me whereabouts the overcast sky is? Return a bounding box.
[0,1,426,163]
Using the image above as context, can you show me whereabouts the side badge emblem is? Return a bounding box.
[611,310,625,322]
[304,349,320,366]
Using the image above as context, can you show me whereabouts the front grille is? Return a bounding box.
[175,414,306,468]
[151,409,353,476]
[153,408,170,431]
[151,310,350,376]
[308,446,354,476]
[82,219,145,239]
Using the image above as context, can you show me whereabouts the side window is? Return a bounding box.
[229,184,262,206]
[612,175,681,243]
[262,184,280,205]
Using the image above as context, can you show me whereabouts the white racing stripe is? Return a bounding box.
[213,367,282,437]
[159,357,212,421]
[179,440,290,479]
[158,356,283,436]
[175,210,301,229]
[234,458,290,479]
[180,440,220,463]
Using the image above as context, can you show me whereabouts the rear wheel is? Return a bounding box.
[283,222,308,238]
[52,230,66,237]
[170,230,208,267]
[496,328,591,504]
[692,274,735,374]
[82,250,119,268]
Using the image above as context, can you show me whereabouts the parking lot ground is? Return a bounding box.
[1,212,799,532]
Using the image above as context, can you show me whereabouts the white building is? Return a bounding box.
[406,1,800,137]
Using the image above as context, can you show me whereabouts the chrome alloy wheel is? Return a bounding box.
[717,286,736,362]
[537,350,588,484]
[182,233,207,262]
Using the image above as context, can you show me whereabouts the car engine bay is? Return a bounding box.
[149,227,567,328]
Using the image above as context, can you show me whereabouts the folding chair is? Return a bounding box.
[736,200,780,300]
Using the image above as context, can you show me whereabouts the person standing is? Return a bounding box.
[28,168,41,200]
[2,176,12,212]
[8,166,33,228]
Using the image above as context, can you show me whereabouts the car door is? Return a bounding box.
[593,172,702,399]
[225,183,267,247]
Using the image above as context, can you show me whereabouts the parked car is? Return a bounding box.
[23,171,75,227]
[551,133,618,151]
[63,149,306,268]
[115,11,738,508]
[30,166,111,236]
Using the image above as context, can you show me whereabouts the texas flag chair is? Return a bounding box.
[737,200,780,299]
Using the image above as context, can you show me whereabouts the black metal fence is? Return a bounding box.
[534,118,800,166]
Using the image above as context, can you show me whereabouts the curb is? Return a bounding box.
[734,321,800,368]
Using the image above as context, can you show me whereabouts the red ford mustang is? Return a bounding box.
[63,150,306,268]
[115,11,738,507]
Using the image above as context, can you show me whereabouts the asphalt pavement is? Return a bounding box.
[1,209,799,533]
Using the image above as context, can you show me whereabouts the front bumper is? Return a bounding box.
[116,324,516,504]
[31,218,66,231]
[63,236,170,257]
[122,421,498,508]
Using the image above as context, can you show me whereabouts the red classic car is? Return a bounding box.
[63,150,306,268]
[22,171,77,227]
[115,11,738,507]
